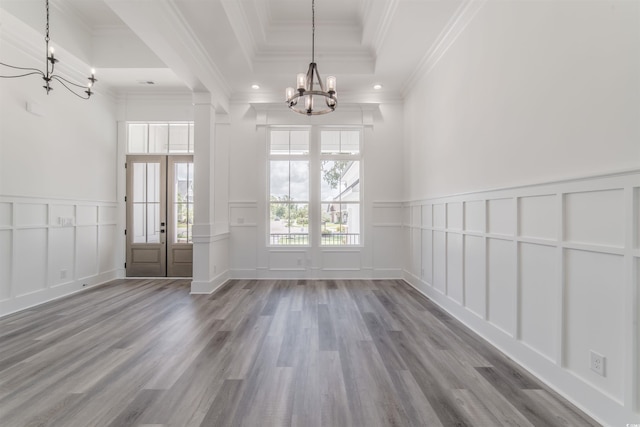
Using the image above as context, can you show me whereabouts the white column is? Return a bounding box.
[191,92,229,293]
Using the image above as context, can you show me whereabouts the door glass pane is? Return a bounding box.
[147,203,160,243]
[133,163,147,202]
[132,161,161,243]
[147,163,160,203]
[173,162,194,244]
[149,124,169,153]
[133,203,146,243]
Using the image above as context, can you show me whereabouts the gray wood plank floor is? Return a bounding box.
[0,279,599,427]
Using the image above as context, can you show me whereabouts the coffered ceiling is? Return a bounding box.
[1,0,476,109]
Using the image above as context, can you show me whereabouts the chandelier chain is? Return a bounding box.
[45,0,50,43]
[311,0,315,64]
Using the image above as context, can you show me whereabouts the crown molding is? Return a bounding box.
[402,0,487,97]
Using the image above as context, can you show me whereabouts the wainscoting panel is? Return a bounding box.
[14,228,48,296]
[564,189,625,248]
[433,230,447,293]
[565,249,625,403]
[322,250,361,271]
[48,227,75,287]
[446,232,464,304]
[15,203,47,227]
[487,198,514,236]
[421,204,432,228]
[0,202,11,226]
[487,237,516,336]
[0,196,120,317]
[98,225,117,274]
[518,194,556,240]
[421,229,433,284]
[433,203,446,229]
[403,170,640,426]
[77,205,98,226]
[0,230,11,300]
[519,242,558,361]
[464,200,484,232]
[76,226,98,280]
[447,202,463,231]
[372,226,402,270]
[410,228,421,277]
[463,234,485,318]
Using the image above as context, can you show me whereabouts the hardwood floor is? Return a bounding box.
[0,279,599,427]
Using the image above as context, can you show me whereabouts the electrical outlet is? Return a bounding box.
[590,350,606,376]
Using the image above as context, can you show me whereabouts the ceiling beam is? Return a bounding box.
[103,0,232,112]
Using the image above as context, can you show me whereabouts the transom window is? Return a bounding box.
[127,122,194,154]
[268,127,362,246]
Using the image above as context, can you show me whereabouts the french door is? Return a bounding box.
[126,155,194,277]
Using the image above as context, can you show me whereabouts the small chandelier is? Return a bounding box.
[285,0,337,116]
[0,0,97,99]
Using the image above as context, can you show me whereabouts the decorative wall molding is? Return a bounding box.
[0,195,121,317]
[402,169,640,426]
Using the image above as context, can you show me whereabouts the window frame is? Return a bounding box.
[267,125,363,248]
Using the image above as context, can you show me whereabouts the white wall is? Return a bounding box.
[0,31,119,316]
[404,0,639,201]
[228,102,405,278]
[403,1,640,425]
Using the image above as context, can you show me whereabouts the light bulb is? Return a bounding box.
[305,95,313,111]
[285,87,295,101]
[297,73,306,90]
[49,46,55,54]
[91,68,96,75]
[327,76,336,92]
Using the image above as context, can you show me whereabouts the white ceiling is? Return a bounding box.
[1,0,469,107]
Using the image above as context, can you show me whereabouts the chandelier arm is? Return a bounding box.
[51,74,90,89]
[0,71,45,78]
[50,76,90,98]
[0,63,45,74]
[313,63,326,93]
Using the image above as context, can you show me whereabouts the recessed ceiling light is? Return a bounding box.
[373,84,383,90]
[251,84,260,90]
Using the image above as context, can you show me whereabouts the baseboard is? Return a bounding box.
[0,269,121,318]
[190,270,230,294]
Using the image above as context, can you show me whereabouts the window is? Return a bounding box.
[127,122,194,154]
[268,127,362,246]
[269,130,310,245]
[320,130,361,245]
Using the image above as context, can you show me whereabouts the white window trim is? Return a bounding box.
[267,125,363,248]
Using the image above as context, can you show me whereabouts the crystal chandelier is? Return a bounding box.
[285,0,337,116]
[0,0,97,99]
